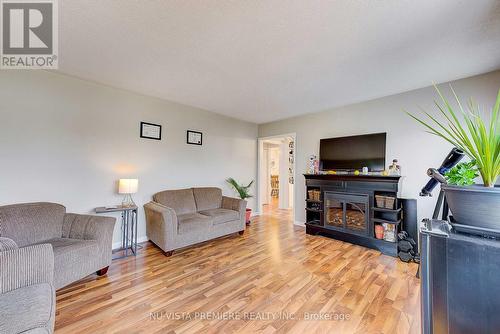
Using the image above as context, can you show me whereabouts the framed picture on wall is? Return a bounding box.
[140,122,162,140]
[187,130,203,145]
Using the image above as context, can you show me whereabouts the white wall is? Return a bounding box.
[258,70,500,225]
[0,71,258,247]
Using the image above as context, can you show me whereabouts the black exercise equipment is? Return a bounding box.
[416,147,465,277]
[397,231,419,263]
[419,148,465,197]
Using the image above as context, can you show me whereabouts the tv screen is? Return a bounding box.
[320,133,386,171]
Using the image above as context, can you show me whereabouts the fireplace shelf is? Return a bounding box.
[304,173,404,257]
[373,217,402,225]
[305,208,323,213]
[373,207,401,213]
[306,199,323,203]
[307,219,322,226]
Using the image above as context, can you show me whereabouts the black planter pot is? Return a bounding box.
[443,184,500,231]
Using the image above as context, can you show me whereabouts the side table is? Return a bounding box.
[95,205,139,259]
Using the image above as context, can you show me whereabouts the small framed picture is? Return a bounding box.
[187,130,202,145]
[140,122,162,140]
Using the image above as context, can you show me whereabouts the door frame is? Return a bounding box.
[257,133,296,221]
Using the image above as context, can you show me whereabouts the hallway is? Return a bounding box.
[261,197,293,222]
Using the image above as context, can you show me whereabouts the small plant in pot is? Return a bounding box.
[407,86,500,230]
[445,161,479,186]
[226,178,254,225]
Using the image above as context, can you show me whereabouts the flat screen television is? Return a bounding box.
[320,133,386,171]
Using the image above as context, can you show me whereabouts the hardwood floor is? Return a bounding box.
[55,206,420,334]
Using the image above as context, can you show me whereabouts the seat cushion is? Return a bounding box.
[35,238,99,289]
[0,202,65,247]
[23,328,51,334]
[192,187,222,211]
[199,208,239,225]
[153,189,197,215]
[0,283,54,334]
[177,213,212,235]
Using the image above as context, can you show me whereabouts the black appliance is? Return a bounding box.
[420,219,500,334]
[319,133,386,171]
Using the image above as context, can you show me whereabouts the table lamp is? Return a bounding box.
[118,179,138,207]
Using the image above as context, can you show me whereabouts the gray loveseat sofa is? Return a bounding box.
[144,187,246,256]
[0,202,116,290]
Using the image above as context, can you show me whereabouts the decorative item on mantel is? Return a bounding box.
[118,179,138,207]
[388,159,401,176]
[307,155,319,174]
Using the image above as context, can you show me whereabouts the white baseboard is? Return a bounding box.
[294,221,305,227]
[112,235,149,250]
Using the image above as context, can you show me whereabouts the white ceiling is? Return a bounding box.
[58,0,500,124]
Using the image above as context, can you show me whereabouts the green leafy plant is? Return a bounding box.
[445,161,479,186]
[226,178,254,200]
[407,85,500,187]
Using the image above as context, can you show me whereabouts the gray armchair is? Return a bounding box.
[0,238,55,334]
[0,202,116,289]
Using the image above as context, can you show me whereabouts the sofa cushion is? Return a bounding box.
[22,328,51,334]
[199,208,239,225]
[153,189,197,215]
[35,238,99,289]
[192,187,222,211]
[0,202,65,247]
[177,213,212,235]
[0,283,54,334]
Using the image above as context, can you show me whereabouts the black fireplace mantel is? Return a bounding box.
[304,173,401,183]
[304,173,404,256]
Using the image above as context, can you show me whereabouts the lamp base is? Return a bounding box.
[122,194,136,207]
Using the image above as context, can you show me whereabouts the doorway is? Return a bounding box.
[258,134,296,221]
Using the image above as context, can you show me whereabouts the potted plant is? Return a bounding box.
[226,178,254,225]
[407,86,500,230]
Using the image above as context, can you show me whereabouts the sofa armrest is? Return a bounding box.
[222,196,247,220]
[144,202,177,250]
[0,243,55,333]
[0,237,18,252]
[62,213,116,266]
[0,243,54,294]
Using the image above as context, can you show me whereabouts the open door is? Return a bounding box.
[258,134,296,221]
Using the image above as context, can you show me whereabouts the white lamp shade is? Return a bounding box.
[118,179,138,194]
